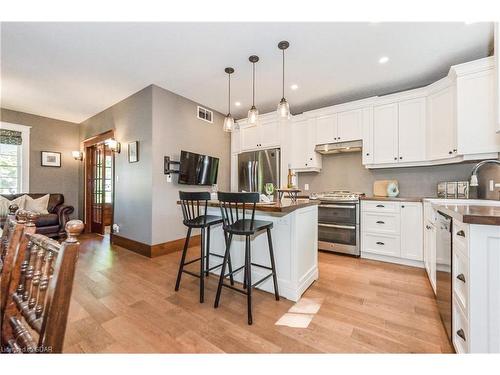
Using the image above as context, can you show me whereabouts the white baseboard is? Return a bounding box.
[361,252,424,268]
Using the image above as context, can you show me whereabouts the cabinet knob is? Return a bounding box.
[448,151,453,155]
[399,156,403,160]
[366,153,370,156]
[453,149,457,153]
[456,329,466,342]
[456,230,466,238]
[394,157,397,160]
[376,241,385,246]
[426,225,432,230]
[457,273,466,283]
[401,205,405,208]
[310,158,313,161]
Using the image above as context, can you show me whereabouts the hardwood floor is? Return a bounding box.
[64,234,454,353]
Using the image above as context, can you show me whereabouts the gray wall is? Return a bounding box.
[151,85,230,245]
[298,152,484,198]
[1,108,81,217]
[80,86,154,244]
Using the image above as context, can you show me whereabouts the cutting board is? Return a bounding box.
[373,180,398,197]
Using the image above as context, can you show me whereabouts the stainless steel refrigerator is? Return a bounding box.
[238,148,280,194]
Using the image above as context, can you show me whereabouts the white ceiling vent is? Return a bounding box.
[197,106,213,123]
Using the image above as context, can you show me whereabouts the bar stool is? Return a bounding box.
[175,191,234,303]
[214,192,279,325]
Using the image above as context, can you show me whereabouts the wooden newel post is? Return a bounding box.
[65,220,84,243]
[8,204,18,215]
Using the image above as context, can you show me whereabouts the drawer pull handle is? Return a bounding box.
[456,329,466,342]
[457,273,466,283]
[376,241,385,246]
[376,221,385,224]
[456,230,466,238]
[376,204,385,208]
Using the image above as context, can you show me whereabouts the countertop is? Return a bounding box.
[360,196,425,202]
[435,203,500,226]
[177,199,319,214]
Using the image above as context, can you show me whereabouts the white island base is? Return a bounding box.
[205,203,318,302]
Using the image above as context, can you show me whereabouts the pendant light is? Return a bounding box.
[223,67,235,132]
[247,55,260,124]
[277,41,291,119]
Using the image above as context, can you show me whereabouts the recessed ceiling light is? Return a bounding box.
[378,56,389,64]
[235,101,241,107]
[290,84,299,90]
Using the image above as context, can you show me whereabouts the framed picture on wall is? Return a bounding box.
[128,141,139,163]
[41,151,61,167]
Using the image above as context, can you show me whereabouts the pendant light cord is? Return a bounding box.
[282,49,285,98]
[228,72,231,114]
[252,62,256,106]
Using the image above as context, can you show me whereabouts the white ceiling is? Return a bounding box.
[0,22,494,123]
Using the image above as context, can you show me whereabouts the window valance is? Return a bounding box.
[0,129,22,145]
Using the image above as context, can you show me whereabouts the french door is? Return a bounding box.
[87,143,106,234]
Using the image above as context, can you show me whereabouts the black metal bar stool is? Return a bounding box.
[175,191,234,303]
[214,192,279,325]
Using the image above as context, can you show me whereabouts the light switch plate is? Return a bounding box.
[304,183,309,191]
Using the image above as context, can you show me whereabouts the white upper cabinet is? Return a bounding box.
[315,114,337,145]
[362,107,374,165]
[373,103,399,164]
[240,118,280,151]
[290,117,322,171]
[398,97,426,162]
[231,128,241,155]
[337,109,363,142]
[455,67,500,154]
[426,84,456,160]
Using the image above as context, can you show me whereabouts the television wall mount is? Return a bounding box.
[164,156,180,175]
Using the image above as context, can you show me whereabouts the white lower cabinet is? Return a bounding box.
[361,200,423,266]
[423,220,437,293]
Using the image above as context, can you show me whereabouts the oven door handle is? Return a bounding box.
[319,204,356,209]
[318,223,356,230]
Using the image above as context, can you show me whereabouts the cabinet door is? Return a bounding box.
[427,86,456,160]
[231,129,241,155]
[259,120,281,149]
[337,109,363,142]
[400,202,423,261]
[290,119,309,169]
[398,98,426,162]
[373,103,399,164]
[315,114,337,144]
[424,221,437,294]
[361,107,374,164]
[456,69,500,154]
[240,125,260,151]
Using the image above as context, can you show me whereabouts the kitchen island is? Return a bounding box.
[204,199,319,302]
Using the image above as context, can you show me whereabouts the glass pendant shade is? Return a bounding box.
[223,114,235,132]
[277,97,291,119]
[247,105,259,124]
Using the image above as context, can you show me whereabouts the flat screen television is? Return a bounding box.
[178,150,219,185]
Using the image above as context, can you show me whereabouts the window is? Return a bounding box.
[197,106,213,123]
[0,122,30,194]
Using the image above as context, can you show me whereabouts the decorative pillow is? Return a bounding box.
[0,195,26,217]
[24,194,50,215]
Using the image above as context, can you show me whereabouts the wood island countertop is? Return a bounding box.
[177,199,319,214]
[435,203,500,226]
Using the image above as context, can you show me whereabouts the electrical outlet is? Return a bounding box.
[167,174,172,183]
[304,183,309,191]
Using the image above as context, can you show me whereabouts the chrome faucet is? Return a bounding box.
[470,159,500,186]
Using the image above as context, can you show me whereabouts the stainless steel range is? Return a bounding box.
[310,191,363,256]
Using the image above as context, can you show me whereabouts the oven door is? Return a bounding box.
[318,223,359,255]
[318,203,357,225]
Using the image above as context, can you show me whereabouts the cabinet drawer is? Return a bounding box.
[453,248,469,313]
[362,212,400,235]
[453,220,469,256]
[362,233,401,257]
[453,300,469,353]
[361,201,400,213]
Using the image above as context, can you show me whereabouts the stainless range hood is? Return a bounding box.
[315,140,363,155]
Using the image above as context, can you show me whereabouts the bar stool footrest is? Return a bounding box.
[252,272,274,288]
[250,262,272,271]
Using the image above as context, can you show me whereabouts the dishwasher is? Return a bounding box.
[436,211,453,343]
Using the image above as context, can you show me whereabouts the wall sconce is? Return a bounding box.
[72,151,83,161]
[105,139,121,153]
